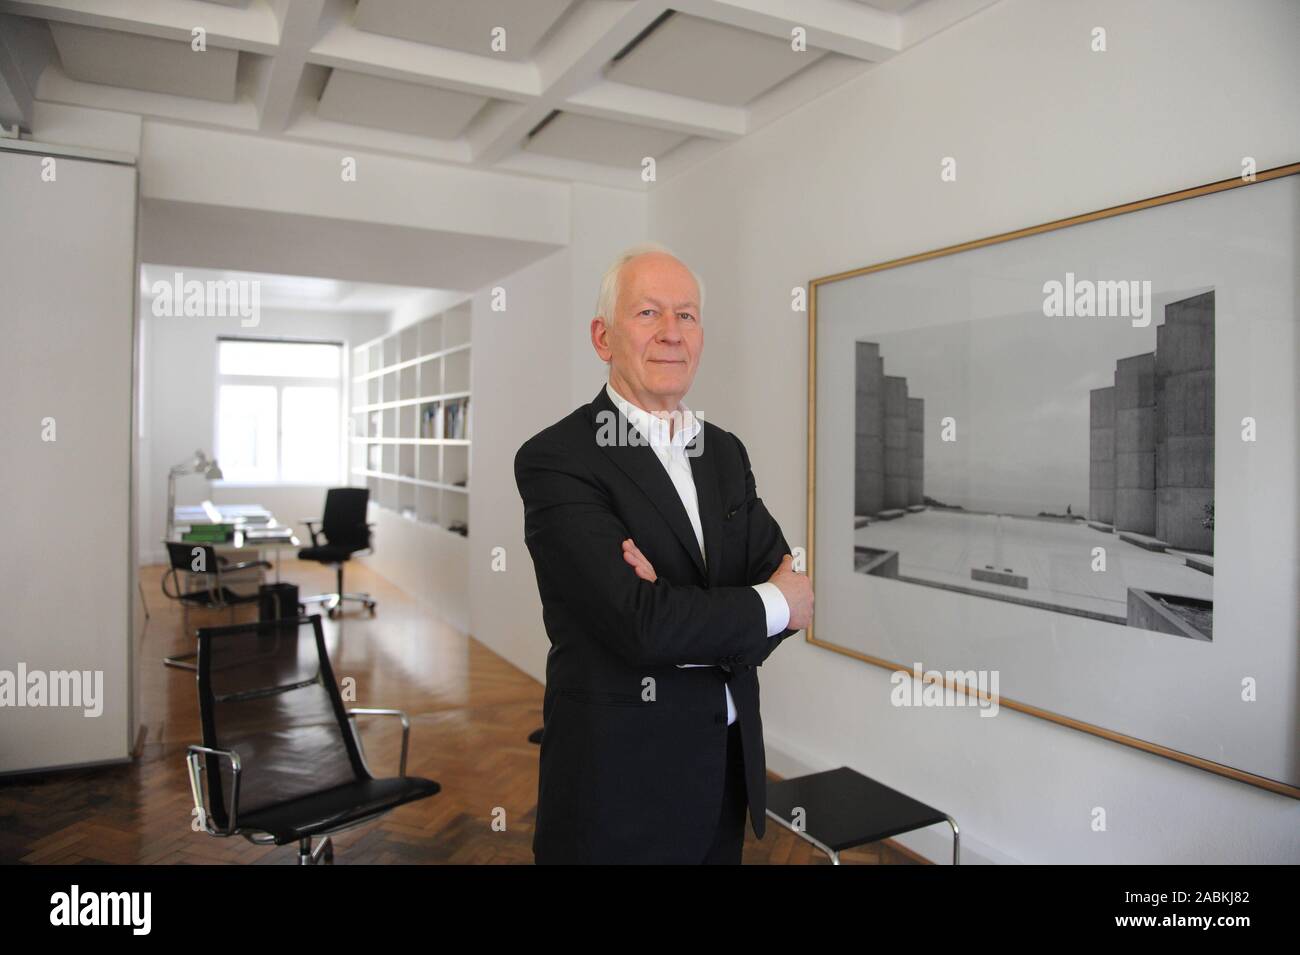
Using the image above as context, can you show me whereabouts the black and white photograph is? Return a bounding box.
[851,288,1215,641]
[812,167,1297,800]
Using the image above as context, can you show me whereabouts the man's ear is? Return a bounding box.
[591,315,613,361]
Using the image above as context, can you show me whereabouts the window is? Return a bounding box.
[215,338,344,484]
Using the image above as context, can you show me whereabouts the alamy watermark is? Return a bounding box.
[1042,271,1152,327]
[595,407,705,457]
[0,663,103,717]
[150,272,261,327]
[890,662,1000,717]
[49,885,150,934]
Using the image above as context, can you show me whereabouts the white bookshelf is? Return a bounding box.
[350,302,471,534]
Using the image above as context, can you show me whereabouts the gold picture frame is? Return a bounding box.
[805,162,1300,800]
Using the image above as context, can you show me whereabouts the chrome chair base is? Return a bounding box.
[301,591,376,618]
[163,651,197,672]
[164,603,238,670]
[299,836,333,865]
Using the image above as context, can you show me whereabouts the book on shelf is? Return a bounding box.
[442,397,470,440]
[420,402,440,439]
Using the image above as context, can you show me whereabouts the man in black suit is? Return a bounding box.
[514,243,813,864]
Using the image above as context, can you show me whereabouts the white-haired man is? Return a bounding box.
[514,242,813,863]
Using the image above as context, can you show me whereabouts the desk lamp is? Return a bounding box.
[166,449,224,539]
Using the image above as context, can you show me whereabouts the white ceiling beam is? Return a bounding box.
[283,110,472,164]
[564,79,746,140]
[491,148,652,191]
[471,0,667,165]
[254,0,323,132]
[306,14,540,100]
[676,0,901,61]
[138,120,571,248]
[532,0,657,95]
[0,0,280,54]
[30,100,142,155]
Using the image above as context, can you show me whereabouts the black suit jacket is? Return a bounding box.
[514,383,797,863]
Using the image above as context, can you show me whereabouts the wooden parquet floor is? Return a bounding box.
[0,559,920,866]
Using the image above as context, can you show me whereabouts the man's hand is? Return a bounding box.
[768,554,813,631]
[622,538,657,582]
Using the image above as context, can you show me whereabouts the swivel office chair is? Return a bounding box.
[186,614,440,864]
[299,487,377,619]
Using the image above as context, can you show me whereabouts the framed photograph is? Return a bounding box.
[806,163,1300,798]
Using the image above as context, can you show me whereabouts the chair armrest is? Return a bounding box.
[303,519,323,547]
[347,708,410,777]
[186,744,242,835]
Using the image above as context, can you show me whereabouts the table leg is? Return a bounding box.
[945,814,960,865]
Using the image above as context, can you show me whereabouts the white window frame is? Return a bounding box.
[213,336,347,487]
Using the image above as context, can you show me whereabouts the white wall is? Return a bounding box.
[641,0,1300,862]
[465,246,574,674]
[467,183,646,670]
[0,146,138,773]
[139,304,387,564]
[357,506,472,635]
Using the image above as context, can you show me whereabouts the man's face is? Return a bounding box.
[592,252,702,412]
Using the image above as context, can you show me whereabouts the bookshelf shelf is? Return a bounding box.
[351,302,470,534]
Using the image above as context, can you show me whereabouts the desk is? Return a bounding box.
[171,503,301,583]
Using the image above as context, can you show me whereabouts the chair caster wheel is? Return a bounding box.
[368,604,377,617]
[328,607,340,620]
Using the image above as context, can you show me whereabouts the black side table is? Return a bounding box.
[766,766,959,865]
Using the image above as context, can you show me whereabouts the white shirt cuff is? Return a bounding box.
[751,582,790,637]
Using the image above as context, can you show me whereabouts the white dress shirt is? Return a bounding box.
[605,381,790,725]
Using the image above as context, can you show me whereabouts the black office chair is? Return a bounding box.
[300,487,377,619]
[185,614,441,864]
[161,540,269,671]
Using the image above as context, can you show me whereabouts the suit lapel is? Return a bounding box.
[588,384,719,584]
[688,429,723,588]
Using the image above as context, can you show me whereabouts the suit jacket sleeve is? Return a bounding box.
[515,434,772,670]
[733,434,798,665]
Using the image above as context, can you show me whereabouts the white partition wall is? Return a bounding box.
[0,143,139,773]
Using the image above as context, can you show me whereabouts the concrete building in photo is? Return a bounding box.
[1089,292,1215,552]
[855,341,924,516]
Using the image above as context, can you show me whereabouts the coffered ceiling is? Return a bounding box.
[0,0,996,186]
